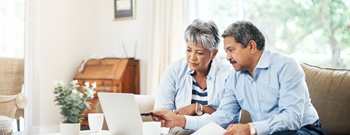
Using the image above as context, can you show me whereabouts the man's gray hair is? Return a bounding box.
[222,21,265,50]
[184,19,220,52]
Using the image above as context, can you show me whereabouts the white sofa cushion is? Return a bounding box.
[134,95,156,122]
[0,115,13,133]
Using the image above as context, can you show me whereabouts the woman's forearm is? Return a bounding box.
[202,105,216,114]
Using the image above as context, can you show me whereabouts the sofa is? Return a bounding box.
[96,63,350,134]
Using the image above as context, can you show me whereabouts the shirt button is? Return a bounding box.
[257,114,260,116]
[252,80,255,83]
[254,97,257,100]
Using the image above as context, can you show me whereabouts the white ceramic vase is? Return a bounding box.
[60,122,80,135]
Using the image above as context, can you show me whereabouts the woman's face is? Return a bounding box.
[186,44,217,72]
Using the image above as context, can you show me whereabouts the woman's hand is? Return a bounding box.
[174,104,197,115]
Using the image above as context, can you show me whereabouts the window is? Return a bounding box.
[0,0,26,133]
[196,0,350,68]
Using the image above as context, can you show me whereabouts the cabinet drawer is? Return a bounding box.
[94,86,113,93]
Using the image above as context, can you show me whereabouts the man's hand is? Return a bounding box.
[151,109,186,128]
[224,124,250,135]
[174,104,197,115]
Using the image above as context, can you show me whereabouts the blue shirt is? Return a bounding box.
[154,57,233,113]
[185,50,319,135]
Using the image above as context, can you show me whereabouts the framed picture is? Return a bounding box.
[114,0,136,21]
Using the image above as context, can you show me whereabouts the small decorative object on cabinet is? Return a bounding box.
[73,58,140,126]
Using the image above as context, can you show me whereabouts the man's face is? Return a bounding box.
[224,36,252,71]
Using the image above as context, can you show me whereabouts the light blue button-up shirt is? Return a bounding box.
[154,57,236,129]
[185,50,319,135]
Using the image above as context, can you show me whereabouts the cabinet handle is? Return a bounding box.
[101,81,104,85]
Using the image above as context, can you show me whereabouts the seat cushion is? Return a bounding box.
[134,95,156,122]
[0,115,13,133]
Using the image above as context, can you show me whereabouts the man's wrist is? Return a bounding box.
[175,115,186,128]
[248,123,256,135]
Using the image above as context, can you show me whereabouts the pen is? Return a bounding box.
[140,113,154,116]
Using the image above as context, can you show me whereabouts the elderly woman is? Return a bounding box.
[154,19,232,134]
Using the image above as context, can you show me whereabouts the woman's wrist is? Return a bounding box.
[195,103,203,115]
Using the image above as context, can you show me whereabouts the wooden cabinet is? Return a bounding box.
[73,58,139,126]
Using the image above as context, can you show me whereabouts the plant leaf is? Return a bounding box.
[71,107,80,114]
[68,115,79,123]
[78,116,84,119]
[61,108,71,117]
[83,103,91,109]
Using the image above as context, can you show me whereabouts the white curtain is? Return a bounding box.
[147,0,187,95]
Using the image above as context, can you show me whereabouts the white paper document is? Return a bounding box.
[192,122,227,135]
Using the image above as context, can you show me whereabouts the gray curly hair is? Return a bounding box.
[184,19,220,52]
[222,21,265,50]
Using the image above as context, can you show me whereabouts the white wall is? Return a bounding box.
[91,0,151,95]
[31,0,93,133]
[30,0,151,133]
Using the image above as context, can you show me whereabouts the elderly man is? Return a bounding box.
[152,21,326,135]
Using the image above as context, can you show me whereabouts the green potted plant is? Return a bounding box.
[53,80,96,135]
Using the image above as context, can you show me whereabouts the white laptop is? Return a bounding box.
[98,92,143,135]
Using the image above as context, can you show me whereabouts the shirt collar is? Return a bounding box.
[186,59,216,80]
[208,59,216,80]
[186,65,193,74]
[255,49,270,69]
